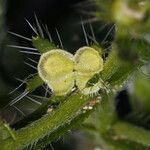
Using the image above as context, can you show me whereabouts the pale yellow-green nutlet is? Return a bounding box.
[38,49,75,96]
[74,46,103,95]
[38,47,104,96]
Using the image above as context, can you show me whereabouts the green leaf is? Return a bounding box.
[102,50,119,82]
[112,121,150,146]
[102,136,149,150]
[102,48,141,86]
[107,62,137,85]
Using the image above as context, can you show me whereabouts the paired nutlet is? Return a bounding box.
[38,46,103,96]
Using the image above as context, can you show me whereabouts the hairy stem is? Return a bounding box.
[0,94,90,150]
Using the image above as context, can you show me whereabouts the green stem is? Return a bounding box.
[112,121,150,146]
[0,94,90,150]
[33,102,98,149]
[12,96,66,129]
